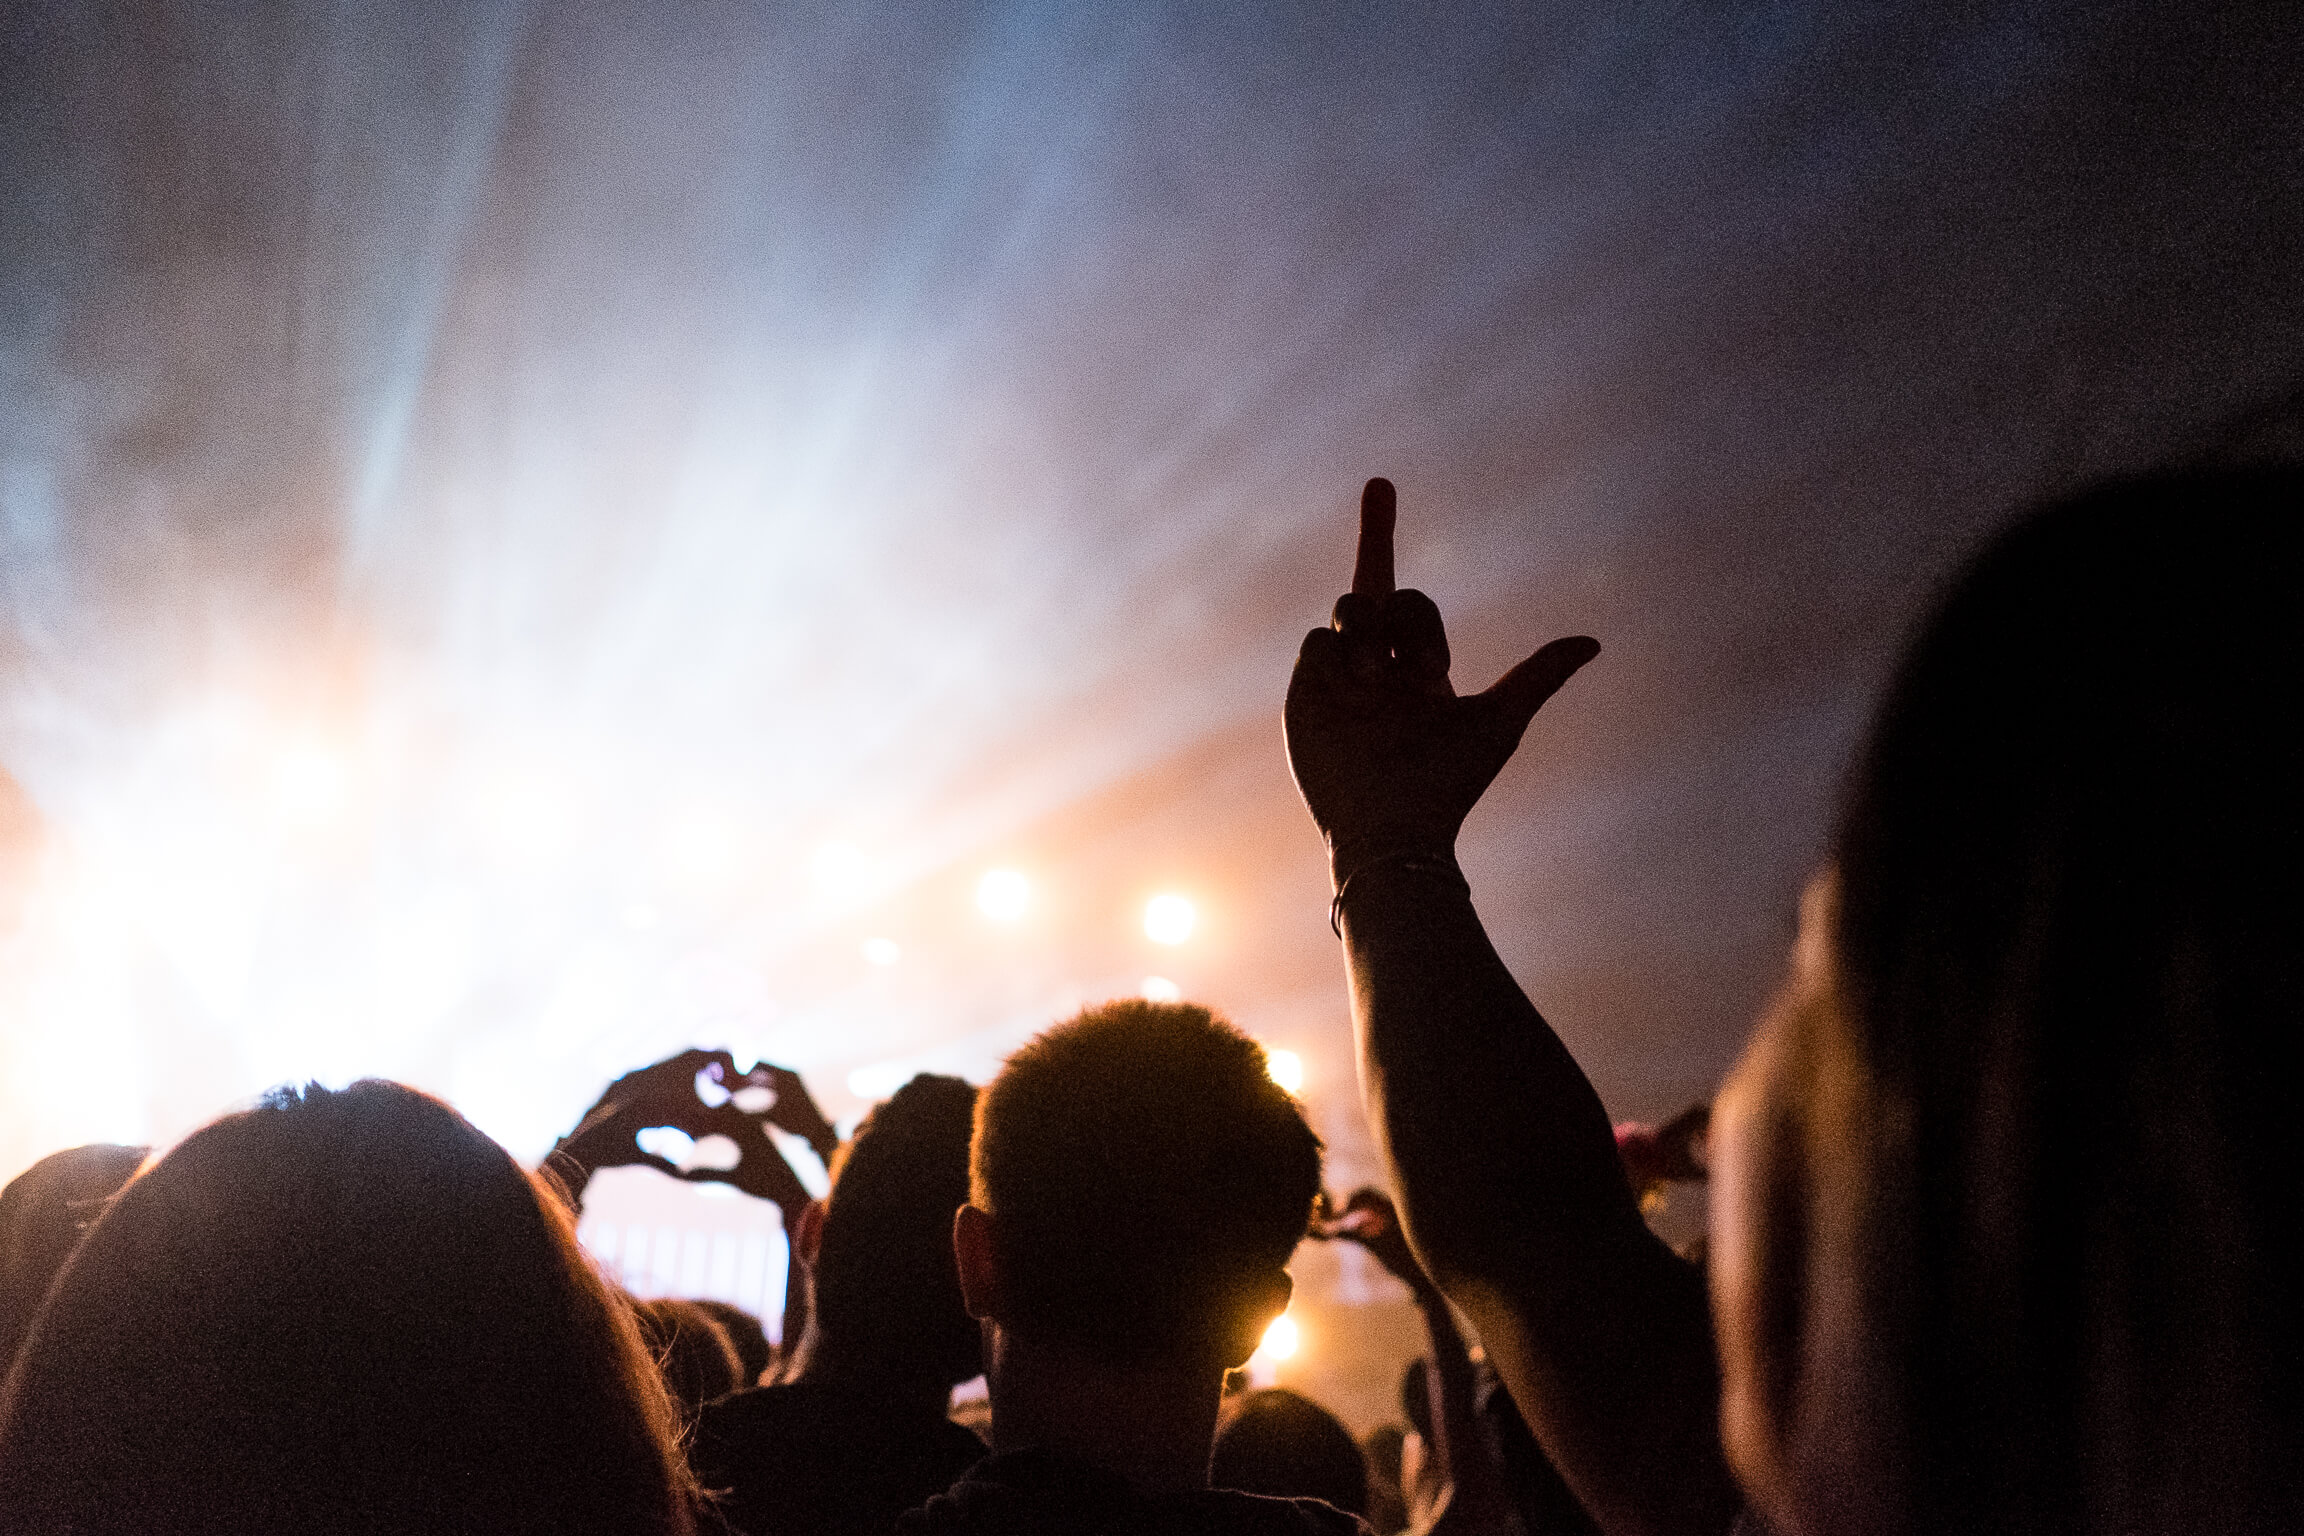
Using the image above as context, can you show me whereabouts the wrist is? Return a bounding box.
[1328,844,1469,938]
[1326,828,1456,889]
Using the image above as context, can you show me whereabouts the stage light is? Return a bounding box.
[1264,1047,1303,1093]
[1141,975,1182,1003]
[1259,1311,1299,1361]
[976,868,1029,922]
[1143,893,1195,945]
[269,744,347,824]
[862,936,901,966]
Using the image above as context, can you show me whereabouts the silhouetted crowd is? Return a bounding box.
[1,466,2298,1534]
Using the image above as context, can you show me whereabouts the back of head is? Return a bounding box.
[0,1144,145,1373]
[812,1072,982,1387]
[0,1081,694,1536]
[637,1298,744,1423]
[1211,1388,1369,1516]
[972,999,1323,1366]
[690,1298,771,1387]
[1799,467,2304,1534]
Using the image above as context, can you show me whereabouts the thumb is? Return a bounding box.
[1480,635,1600,736]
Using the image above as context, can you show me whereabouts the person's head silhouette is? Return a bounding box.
[794,1071,982,1392]
[1715,466,2304,1536]
[686,1072,989,1536]
[952,999,1323,1498]
[0,1080,696,1535]
[0,1143,146,1372]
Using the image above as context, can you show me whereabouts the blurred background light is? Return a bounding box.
[861,936,901,966]
[976,869,1030,923]
[1264,1047,1304,1094]
[1140,975,1182,1003]
[268,744,348,825]
[1259,1310,1300,1361]
[811,841,876,907]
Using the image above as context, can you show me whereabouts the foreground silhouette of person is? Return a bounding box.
[902,999,1365,1535]
[0,1142,145,1373]
[689,1073,989,1536]
[1286,471,2304,1535]
[0,1081,700,1535]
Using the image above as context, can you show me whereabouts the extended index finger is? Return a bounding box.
[1351,477,1396,598]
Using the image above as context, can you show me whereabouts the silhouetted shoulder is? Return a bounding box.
[694,1382,985,1536]
[897,1448,1371,1536]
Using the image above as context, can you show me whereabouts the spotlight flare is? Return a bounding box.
[1143,893,1195,945]
[976,868,1030,922]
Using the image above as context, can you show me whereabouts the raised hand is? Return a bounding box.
[1285,478,1598,880]
[1312,1185,1440,1303]
[552,1050,822,1214]
[747,1062,840,1163]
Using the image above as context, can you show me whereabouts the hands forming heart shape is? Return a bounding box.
[559,1049,839,1214]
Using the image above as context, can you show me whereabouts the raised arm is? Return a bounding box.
[1284,480,1737,1536]
[1323,1187,1522,1536]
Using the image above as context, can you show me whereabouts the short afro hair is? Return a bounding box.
[971,1000,1322,1364]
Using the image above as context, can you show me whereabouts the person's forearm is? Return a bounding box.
[1341,858,1636,1278]
[1341,858,1736,1536]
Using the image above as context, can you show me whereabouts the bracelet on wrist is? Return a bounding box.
[1329,848,1469,937]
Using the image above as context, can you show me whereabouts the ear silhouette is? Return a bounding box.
[953,1204,1003,1323]
[791,1198,826,1271]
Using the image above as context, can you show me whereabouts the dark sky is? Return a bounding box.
[2,0,2301,1215]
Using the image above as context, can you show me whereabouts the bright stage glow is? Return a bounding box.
[861,936,901,966]
[665,809,741,881]
[1140,975,1182,1003]
[268,744,348,824]
[812,841,876,906]
[1258,1311,1300,1361]
[1263,1047,1303,1093]
[1142,893,1195,945]
[976,868,1030,922]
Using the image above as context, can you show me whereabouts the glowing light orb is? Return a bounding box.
[1264,1048,1304,1093]
[1258,1312,1300,1361]
[1142,893,1196,945]
[1140,975,1182,1003]
[976,868,1030,922]
[861,936,901,966]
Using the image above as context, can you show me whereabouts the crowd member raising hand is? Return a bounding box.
[1287,470,2304,1536]
[1288,479,1731,1536]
